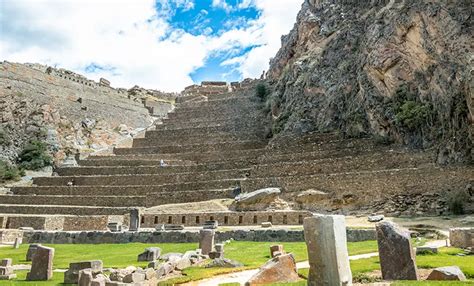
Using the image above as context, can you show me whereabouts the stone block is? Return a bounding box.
[138,247,161,262]
[199,229,215,255]
[0,274,17,280]
[416,246,438,255]
[122,272,145,283]
[129,209,140,231]
[376,221,418,280]
[270,245,284,258]
[26,245,54,281]
[450,228,473,249]
[427,266,466,281]
[91,274,107,286]
[0,266,14,275]
[64,260,103,284]
[0,259,12,267]
[203,220,218,229]
[304,214,352,286]
[246,254,299,285]
[78,269,93,286]
[26,244,41,261]
[261,222,272,228]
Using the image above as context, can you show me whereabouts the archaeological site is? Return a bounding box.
[0,0,473,285]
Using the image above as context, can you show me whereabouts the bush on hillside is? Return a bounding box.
[447,189,470,215]
[255,83,270,101]
[0,160,24,183]
[395,101,431,130]
[18,140,52,170]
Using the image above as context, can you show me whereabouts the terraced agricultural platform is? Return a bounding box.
[0,83,472,231]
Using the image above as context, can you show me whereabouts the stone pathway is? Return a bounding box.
[188,240,447,286]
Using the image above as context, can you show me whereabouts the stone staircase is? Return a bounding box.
[0,83,472,230]
[0,89,269,223]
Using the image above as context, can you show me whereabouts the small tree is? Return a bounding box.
[255,83,269,101]
[18,140,53,170]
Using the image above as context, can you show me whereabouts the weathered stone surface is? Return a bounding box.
[26,245,54,281]
[376,221,418,280]
[122,272,145,283]
[129,209,140,232]
[156,262,174,277]
[427,266,467,281]
[26,243,41,261]
[199,229,215,255]
[137,247,161,262]
[205,258,243,268]
[91,274,107,286]
[368,215,385,223]
[261,222,272,228]
[270,245,284,258]
[78,269,93,286]
[246,254,299,286]
[0,259,12,267]
[64,260,103,284]
[0,266,14,275]
[203,220,218,229]
[233,188,281,211]
[304,214,352,286]
[450,228,473,249]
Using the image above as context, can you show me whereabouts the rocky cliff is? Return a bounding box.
[266,0,473,164]
[0,62,174,166]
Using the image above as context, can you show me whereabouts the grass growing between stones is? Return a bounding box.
[160,240,378,285]
[1,240,378,285]
[295,248,474,286]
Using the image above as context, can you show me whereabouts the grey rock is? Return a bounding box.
[205,258,243,268]
[26,245,54,281]
[376,221,418,280]
[427,266,467,281]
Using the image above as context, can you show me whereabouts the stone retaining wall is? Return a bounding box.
[0,215,111,231]
[141,211,313,227]
[23,228,375,244]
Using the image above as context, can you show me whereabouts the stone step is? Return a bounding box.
[251,151,433,177]
[11,185,236,198]
[33,169,249,186]
[156,118,250,130]
[162,112,262,124]
[0,194,147,208]
[58,160,251,176]
[0,204,131,215]
[176,96,255,109]
[241,167,473,196]
[113,140,267,155]
[78,158,196,167]
[146,124,264,139]
[167,110,261,121]
[133,133,263,148]
[173,101,261,114]
[88,148,265,164]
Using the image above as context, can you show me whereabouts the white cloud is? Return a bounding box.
[0,0,303,91]
[211,0,232,12]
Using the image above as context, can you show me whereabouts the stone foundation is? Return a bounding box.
[22,228,375,244]
[0,215,112,231]
[0,229,23,244]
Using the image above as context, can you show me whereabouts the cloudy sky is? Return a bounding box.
[0,0,303,91]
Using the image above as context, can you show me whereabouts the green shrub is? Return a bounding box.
[0,160,24,183]
[17,140,53,170]
[447,190,469,215]
[255,83,269,101]
[395,101,431,130]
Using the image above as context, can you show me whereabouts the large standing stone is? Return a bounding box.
[376,221,418,280]
[199,229,215,255]
[427,266,467,281]
[26,244,41,261]
[137,247,161,262]
[129,209,140,231]
[246,254,299,285]
[64,260,103,284]
[449,228,473,249]
[26,245,54,281]
[303,214,352,286]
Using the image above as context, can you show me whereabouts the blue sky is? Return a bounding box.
[0,0,302,91]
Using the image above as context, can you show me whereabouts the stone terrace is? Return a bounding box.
[0,81,472,230]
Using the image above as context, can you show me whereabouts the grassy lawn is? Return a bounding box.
[295,248,474,286]
[0,240,377,285]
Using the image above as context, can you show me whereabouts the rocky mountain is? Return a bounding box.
[0,62,174,166]
[266,0,473,164]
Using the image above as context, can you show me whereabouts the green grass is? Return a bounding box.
[0,270,66,286]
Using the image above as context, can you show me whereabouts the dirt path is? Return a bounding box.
[185,240,447,286]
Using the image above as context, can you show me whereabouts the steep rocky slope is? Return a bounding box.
[266,0,473,164]
[0,62,174,166]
